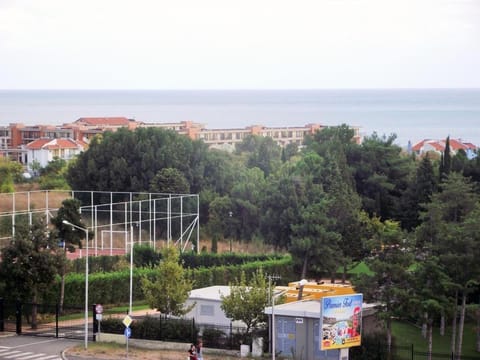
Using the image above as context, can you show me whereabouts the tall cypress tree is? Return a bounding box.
[441,136,452,180]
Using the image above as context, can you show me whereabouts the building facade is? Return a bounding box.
[0,118,361,168]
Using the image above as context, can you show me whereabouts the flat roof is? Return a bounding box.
[188,286,231,301]
[264,300,377,318]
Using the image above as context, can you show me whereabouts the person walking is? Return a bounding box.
[188,343,197,360]
[196,339,204,360]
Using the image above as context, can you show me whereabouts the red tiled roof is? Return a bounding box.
[411,140,426,152]
[26,138,84,150]
[26,138,51,149]
[448,139,468,151]
[412,138,477,153]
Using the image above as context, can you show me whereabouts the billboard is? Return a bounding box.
[320,294,362,350]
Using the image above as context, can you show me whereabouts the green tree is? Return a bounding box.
[347,133,413,221]
[221,268,270,342]
[229,167,266,241]
[259,163,303,250]
[38,157,70,190]
[439,136,452,180]
[0,158,23,193]
[237,135,282,176]
[415,173,480,357]
[51,198,87,311]
[410,257,452,359]
[141,246,194,316]
[399,156,437,231]
[0,217,62,328]
[354,220,414,352]
[290,200,341,279]
[149,167,190,194]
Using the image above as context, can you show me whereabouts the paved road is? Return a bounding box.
[0,335,79,360]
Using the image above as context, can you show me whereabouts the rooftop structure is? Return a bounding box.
[1,119,361,167]
[410,138,477,159]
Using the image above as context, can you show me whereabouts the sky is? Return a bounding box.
[0,0,479,90]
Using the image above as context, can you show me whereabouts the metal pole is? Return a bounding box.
[62,220,89,349]
[85,228,89,349]
[272,299,276,360]
[129,224,133,315]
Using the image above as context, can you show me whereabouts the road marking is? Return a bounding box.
[4,352,34,358]
[0,349,61,360]
[0,351,22,357]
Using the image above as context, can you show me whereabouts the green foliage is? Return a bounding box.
[132,244,161,268]
[40,255,293,307]
[101,315,197,342]
[0,217,63,302]
[38,158,71,190]
[51,198,85,251]
[347,132,414,221]
[141,246,194,316]
[236,135,282,176]
[221,268,270,340]
[0,158,22,192]
[149,167,190,194]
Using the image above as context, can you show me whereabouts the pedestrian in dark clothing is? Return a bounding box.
[188,343,197,360]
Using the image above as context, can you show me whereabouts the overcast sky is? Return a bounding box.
[0,0,479,90]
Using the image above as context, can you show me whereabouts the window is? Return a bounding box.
[200,305,214,316]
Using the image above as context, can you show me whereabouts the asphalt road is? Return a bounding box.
[0,335,79,360]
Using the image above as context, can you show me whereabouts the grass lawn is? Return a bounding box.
[392,320,478,357]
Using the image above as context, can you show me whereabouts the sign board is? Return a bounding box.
[124,327,131,338]
[95,304,103,314]
[122,315,133,328]
[295,318,303,324]
[320,294,362,350]
[96,314,103,321]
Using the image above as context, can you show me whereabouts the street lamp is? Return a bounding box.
[62,220,89,350]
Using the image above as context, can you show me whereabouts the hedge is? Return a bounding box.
[43,254,294,306]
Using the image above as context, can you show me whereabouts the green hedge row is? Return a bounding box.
[46,255,294,306]
[70,250,287,273]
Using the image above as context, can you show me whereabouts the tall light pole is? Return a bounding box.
[62,220,89,350]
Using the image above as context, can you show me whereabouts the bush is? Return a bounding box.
[349,331,389,360]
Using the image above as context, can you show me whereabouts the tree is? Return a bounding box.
[229,167,266,241]
[236,135,282,176]
[51,198,91,311]
[415,172,480,358]
[141,246,194,316]
[354,220,414,352]
[259,163,304,250]
[439,136,452,180]
[410,257,452,360]
[0,217,62,328]
[0,158,23,193]
[38,158,70,190]
[290,200,341,280]
[347,133,414,221]
[221,268,271,342]
[149,167,190,194]
[399,156,437,231]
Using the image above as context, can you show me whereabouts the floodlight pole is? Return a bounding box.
[62,220,89,350]
[129,223,134,315]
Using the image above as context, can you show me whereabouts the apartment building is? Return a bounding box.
[0,118,361,167]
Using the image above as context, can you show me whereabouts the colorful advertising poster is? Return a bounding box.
[320,294,362,350]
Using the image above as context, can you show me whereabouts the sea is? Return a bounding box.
[1,88,479,148]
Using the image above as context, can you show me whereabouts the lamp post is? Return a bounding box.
[62,220,89,350]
